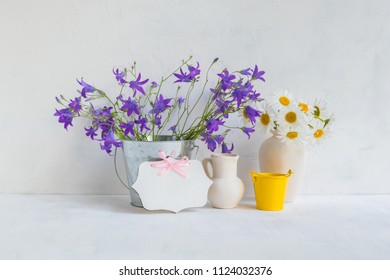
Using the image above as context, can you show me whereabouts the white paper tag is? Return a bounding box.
[132,159,212,213]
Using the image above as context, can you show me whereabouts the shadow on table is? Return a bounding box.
[78,195,257,214]
[85,195,205,215]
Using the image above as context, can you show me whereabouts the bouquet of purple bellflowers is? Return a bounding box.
[54,56,266,154]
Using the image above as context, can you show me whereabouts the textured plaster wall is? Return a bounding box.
[0,0,389,195]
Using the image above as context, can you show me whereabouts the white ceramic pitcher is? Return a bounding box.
[202,154,244,209]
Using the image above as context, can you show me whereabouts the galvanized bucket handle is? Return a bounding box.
[114,147,130,190]
[191,143,200,159]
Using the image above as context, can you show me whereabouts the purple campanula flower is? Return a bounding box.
[91,105,114,120]
[120,97,139,116]
[90,105,115,137]
[205,118,225,133]
[200,133,225,152]
[248,91,262,102]
[210,88,221,100]
[217,70,236,91]
[242,127,255,139]
[252,65,265,82]
[221,142,234,154]
[178,97,185,106]
[100,130,121,154]
[150,94,172,114]
[135,116,151,132]
[151,81,158,88]
[200,133,217,152]
[100,144,111,154]
[174,68,191,83]
[168,125,177,133]
[129,73,149,96]
[68,97,82,114]
[174,62,201,83]
[85,126,98,140]
[54,108,73,130]
[116,94,123,100]
[210,88,229,101]
[119,121,135,136]
[232,81,254,107]
[244,106,261,125]
[240,68,251,76]
[100,125,113,139]
[113,68,127,85]
[215,135,224,145]
[77,78,94,98]
[188,62,201,80]
[214,99,232,118]
[244,80,254,92]
[92,105,113,118]
[154,114,162,127]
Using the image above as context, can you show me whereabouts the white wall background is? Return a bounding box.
[1,0,389,195]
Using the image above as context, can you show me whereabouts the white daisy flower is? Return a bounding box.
[276,104,306,128]
[298,100,315,124]
[276,123,308,145]
[297,100,310,114]
[257,102,274,134]
[312,98,329,120]
[309,119,331,145]
[263,89,333,146]
[270,89,295,109]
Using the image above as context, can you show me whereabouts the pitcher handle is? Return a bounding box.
[114,147,130,190]
[202,157,213,179]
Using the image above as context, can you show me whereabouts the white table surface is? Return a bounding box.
[0,194,389,260]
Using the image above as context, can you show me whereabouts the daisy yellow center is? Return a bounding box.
[299,102,309,113]
[243,110,249,120]
[287,131,298,139]
[279,96,290,106]
[260,113,270,126]
[285,111,297,124]
[314,129,324,138]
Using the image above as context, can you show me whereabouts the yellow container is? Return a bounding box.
[250,170,292,211]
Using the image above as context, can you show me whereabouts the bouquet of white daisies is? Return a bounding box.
[256,89,333,145]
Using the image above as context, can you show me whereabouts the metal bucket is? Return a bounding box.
[120,136,199,207]
[250,170,292,211]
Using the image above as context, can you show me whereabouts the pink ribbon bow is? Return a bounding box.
[150,151,190,178]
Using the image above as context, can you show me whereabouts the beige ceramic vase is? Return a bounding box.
[259,135,307,202]
[202,154,245,208]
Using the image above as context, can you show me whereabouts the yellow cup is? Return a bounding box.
[250,170,292,211]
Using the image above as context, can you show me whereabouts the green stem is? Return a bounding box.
[174,82,195,137]
[179,60,216,135]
